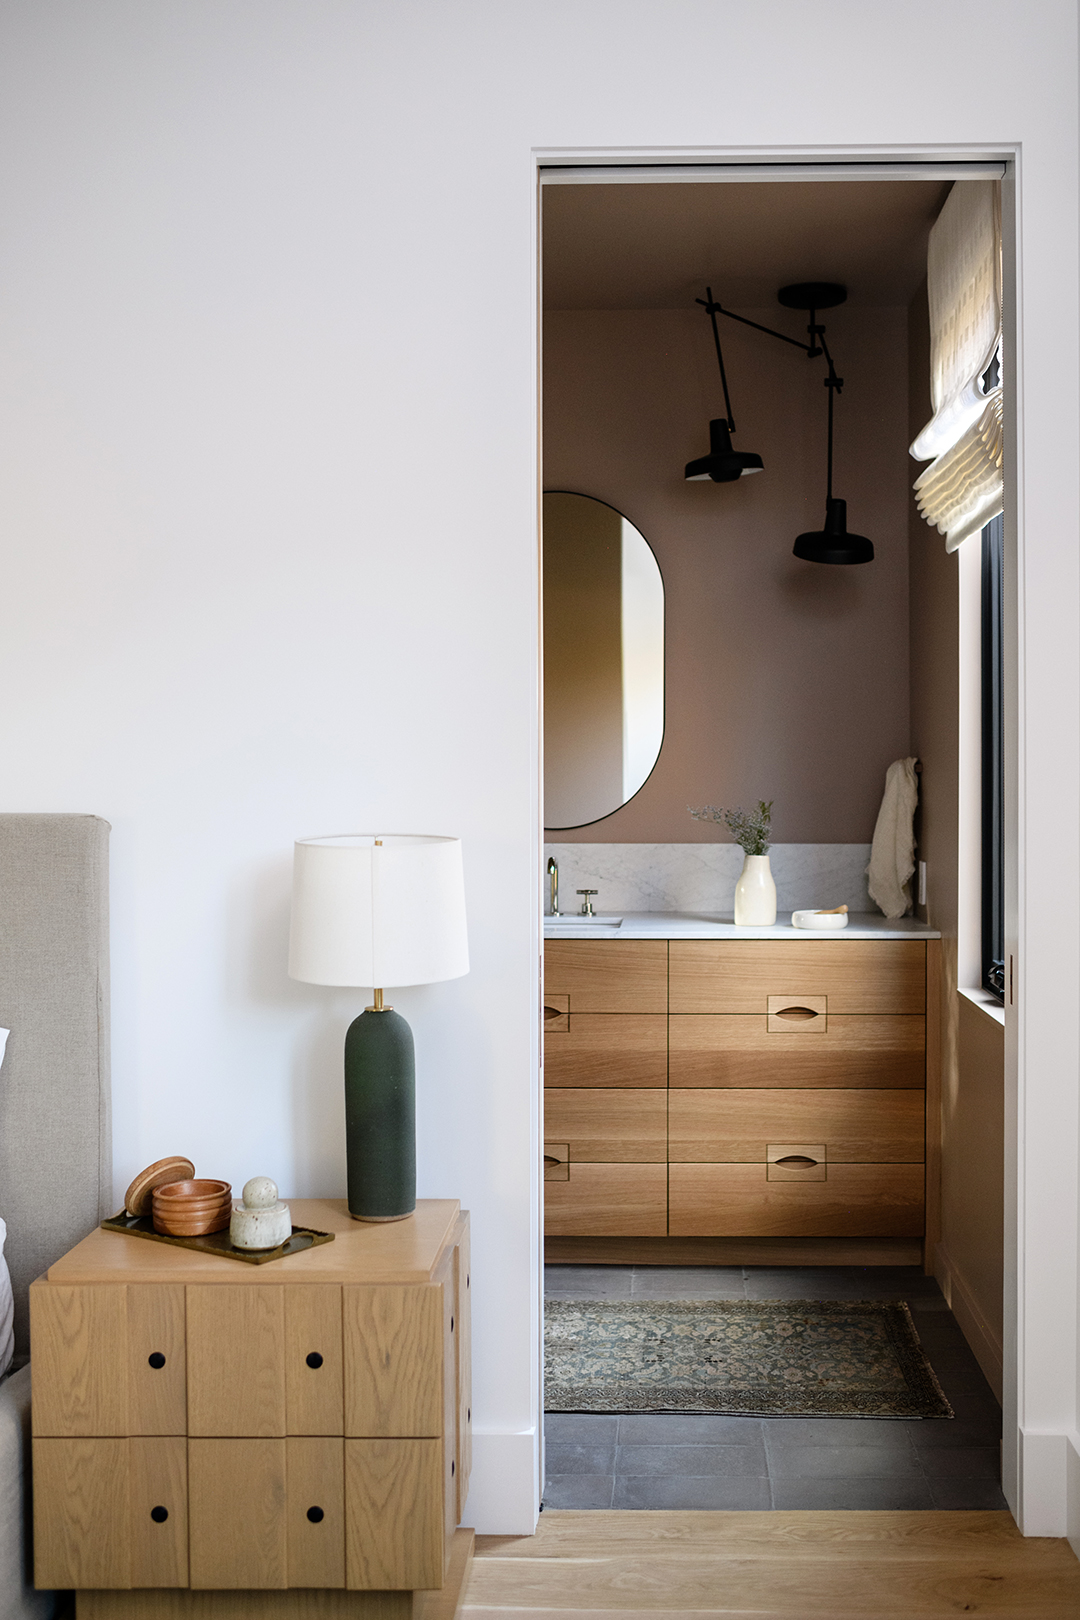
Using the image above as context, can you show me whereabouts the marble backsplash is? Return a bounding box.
[544,843,875,916]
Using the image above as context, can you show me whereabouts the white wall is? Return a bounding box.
[0,1,1077,1537]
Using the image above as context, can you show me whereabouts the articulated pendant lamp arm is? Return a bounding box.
[703,287,736,430]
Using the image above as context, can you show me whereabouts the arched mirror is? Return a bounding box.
[543,492,665,829]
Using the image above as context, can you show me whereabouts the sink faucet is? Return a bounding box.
[577,889,598,917]
[547,856,559,916]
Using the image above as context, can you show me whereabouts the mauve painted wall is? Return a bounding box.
[544,304,911,843]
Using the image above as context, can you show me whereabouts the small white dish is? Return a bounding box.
[791,909,849,930]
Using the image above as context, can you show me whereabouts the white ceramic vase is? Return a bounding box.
[734,853,777,926]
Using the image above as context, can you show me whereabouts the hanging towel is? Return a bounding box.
[866,759,919,918]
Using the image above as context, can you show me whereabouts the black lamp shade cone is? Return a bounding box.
[685,418,764,483]
[794,497,874,565]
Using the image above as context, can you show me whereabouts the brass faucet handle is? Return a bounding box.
[576,888,598,917]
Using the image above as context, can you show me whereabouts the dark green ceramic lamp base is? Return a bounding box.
[343,992,416,1223]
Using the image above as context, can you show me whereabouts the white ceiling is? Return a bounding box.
[542,179,952,310]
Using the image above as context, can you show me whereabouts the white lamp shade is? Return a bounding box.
[288,834,469,988]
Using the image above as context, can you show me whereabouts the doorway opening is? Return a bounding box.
[540,163,1008,1511]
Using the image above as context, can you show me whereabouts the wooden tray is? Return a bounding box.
[101,1211,335,1265]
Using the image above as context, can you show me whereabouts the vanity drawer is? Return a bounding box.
[545,1089,667,1162]
[545,940,668,1012]
[668,941,926,1015]
[669,1163,924,1238]
[544,1164,667,1236]
[667,1089,924,1163]
[544,1014,667,1087]
[668,1015,925,1088]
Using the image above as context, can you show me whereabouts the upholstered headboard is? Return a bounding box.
[0,815,111,1361]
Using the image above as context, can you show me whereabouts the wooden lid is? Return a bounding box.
[124,1156,196,1216]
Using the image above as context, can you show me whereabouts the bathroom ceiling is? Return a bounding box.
[542,179,952,310]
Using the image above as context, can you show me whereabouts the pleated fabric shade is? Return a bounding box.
[910,179,1003,552]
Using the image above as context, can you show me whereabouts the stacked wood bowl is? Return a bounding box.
[151,1178,232,1236]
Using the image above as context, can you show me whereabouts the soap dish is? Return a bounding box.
[792,909,849,930]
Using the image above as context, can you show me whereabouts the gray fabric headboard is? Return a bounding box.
[0,815,111,1360]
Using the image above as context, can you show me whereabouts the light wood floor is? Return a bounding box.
[463,1509,1080,1618]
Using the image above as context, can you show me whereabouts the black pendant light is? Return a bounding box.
[682,279,874,565]
[685,288,764,482]
[780,283,874,566]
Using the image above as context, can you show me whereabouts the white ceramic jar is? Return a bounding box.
[734,853,777,926]
[230,1176,292,1250]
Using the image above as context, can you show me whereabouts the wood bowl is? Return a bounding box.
[152,1179,232,1236]
[124,1156,197,1217]
[153,1178,230,1202]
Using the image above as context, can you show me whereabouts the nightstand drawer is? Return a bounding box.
[544,1014,668,1087]
[343,1285,444,1437]
[544,1163,667,1236]
[31,1283,187,1437]
[33,1437,188,1590]
[187,1286,286,1437]
[669,1015,925,1088]
[189,1439,287,1589]
[345,1439,444,1590]
[669,1162,925,1237]
[669,941,926,1014]
[545,1089,668,1161]
[668,1089,925,1162]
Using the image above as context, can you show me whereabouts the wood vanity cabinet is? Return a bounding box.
[30,1200,472,1613]
[544,937,934,1252]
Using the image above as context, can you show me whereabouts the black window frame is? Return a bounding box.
[981,513,1005,1000]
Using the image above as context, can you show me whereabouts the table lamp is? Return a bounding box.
[288,833,469,1222]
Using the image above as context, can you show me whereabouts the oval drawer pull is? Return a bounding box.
[307,1506,325,1524]
[543,1155,561,1168]
[773,1006,820,1020]
[150,1506,169,1524]
[775,1154,818,1167]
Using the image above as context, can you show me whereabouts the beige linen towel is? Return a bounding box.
[867,758,919,918]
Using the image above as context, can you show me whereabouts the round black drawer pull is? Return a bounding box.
[307,1506,325,1523]
[306,1352,324,1369]
[148,1353,166,1370]
[150,1506,169,1524]
[467,1408,471,1422]
[451,1460,455,1476]
[450,1317,454,1332]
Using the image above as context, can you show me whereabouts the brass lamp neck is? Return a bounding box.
[367,987,392,1013]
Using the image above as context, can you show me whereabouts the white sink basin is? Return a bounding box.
[545,914,623,930]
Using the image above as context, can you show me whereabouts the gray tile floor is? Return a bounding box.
[544,1265,1006,1511]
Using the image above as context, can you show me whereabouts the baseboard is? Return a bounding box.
[545,1236,923,1267]
[934,1240,1004,1402]
[1018,1429,1069,1536]
[460,1428,539,1535]
[1067,1431,1080,1559]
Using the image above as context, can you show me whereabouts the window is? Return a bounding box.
[981,513,1004,998]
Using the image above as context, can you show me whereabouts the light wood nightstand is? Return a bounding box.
[30,1198,472,1620]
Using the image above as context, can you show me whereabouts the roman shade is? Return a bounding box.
[910,180,1003,553]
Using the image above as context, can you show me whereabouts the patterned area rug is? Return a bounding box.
[545,1299,953,1418]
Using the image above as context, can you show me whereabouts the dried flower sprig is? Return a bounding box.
[688,800,773,856]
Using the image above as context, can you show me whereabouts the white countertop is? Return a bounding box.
[544,911,940,940]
